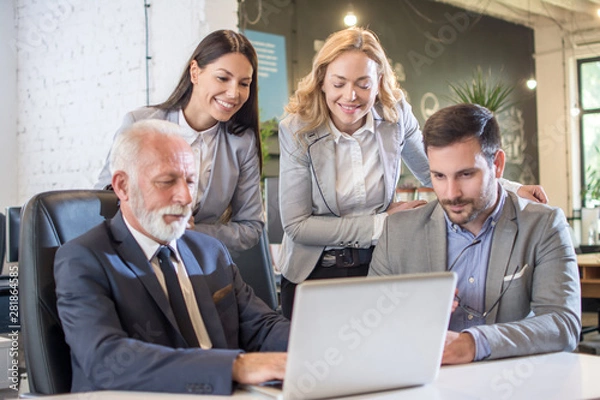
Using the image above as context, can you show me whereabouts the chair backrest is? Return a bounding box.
[230,229,279,310]
[0,212,5,266]
[20,190,119,395]
[264,177,284,244]
[6,206,21,263]
[0,211,16,334]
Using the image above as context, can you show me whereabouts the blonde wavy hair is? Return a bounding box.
[285,27,403,136]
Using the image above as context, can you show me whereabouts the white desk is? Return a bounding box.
[35,352,600,400]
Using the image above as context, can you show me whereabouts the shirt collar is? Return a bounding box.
[178,109,219,144]
[444,183,506,236]
[122,214,180,262]
[328,111,374,143]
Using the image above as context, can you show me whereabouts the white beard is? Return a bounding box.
[130,190,192,242]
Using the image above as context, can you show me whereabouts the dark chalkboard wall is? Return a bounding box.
[241,0,538,184]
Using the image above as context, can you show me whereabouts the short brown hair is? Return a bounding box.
[423,104,501,165]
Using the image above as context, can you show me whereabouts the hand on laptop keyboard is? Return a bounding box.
[442,331,476,365]
[232,352,287,385]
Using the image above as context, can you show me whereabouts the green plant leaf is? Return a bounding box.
[447,66,515,113]
[581,145,600,205]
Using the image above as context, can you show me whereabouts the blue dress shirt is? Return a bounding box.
[445,186,506,360]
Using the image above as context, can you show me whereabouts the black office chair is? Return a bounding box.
[2,207,23,334]
[0,212,11,334]
[20,190,120,395]
[0,212,5,264]
[20,189,280,394]
[230,229,279,311]
[5,206,21,264]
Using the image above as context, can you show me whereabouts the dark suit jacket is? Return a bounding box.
[54,211,289,395]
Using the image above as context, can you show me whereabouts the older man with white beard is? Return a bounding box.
[54,120,289,395]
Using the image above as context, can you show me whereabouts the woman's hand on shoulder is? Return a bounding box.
[516,184,548,204]
[386,200,427,215]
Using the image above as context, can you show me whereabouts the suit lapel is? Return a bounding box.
[485,196,518,323]
[108,213,181,334]
[307,126,340,216]
[373,112,402,211]
[177,239,228,348]
[306,109,403,215]
[426,204,448,272]
[197,123,227,215]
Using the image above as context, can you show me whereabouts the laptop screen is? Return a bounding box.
[245,272,455,400]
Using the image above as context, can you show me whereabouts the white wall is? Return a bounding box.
[535,25,571,214]
[9,0,594,220]
[12,0,237,206]
[0,0,18,212]
[535,25,600,218]
[149,0,237,103]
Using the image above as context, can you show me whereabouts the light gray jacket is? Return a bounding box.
[369,191,581,360]
[95,107,264,252]
[278,101,431,283]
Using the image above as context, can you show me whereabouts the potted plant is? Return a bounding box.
[582,145,600,207]
[581,145,600,246]
[447,66,515,114]
[260,118,278,166]
[447,67,531,184]
[259,117,279,180]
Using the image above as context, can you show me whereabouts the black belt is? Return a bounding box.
[321,247,374,268]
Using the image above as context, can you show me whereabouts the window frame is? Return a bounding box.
[577,56,600,208]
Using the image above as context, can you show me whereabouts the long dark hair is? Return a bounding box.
[156,30,262,169]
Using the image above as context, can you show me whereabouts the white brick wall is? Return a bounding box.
[14,0,237,205]
[204,0,238,34]
[149,1,237,103]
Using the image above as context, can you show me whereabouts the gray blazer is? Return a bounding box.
[278,101,431,283]
[369,191,581,360]
[96,107,264,252]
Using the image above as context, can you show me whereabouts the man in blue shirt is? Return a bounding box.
[369,103,580,363]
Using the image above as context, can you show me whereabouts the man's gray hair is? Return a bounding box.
[109,119,186,179]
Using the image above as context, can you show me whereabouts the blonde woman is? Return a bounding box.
[278,27,546,319]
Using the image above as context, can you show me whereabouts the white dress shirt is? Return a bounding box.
[123,216,213,349]
[328,113,388,245]
[178,110,219,202]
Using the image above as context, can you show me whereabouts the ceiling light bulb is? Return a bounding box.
[344,12,357,27]
[526,78,537,90]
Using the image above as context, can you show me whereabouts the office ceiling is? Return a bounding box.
[436,0,600,30]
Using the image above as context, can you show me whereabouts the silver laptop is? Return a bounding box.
[244,272,456,400]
